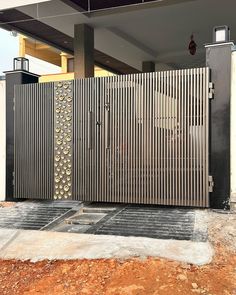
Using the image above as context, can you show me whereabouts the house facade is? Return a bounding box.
[19,35,116,81]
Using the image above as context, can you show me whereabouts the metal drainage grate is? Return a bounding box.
[93,205,196,241]
[0,201,78,230]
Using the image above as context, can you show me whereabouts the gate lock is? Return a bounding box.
[209,82,215,99]
[208,175,214,193]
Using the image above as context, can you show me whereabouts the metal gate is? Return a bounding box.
[14,68,211,207]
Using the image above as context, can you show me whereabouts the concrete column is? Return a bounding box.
[74,24,94,79]
[60,53,68,73]
[19,36,26,57]
[142,61,155,73]
[4,70,39,201]
[205,42,234,209]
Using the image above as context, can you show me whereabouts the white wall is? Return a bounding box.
[0,80,6,201]
[231,51,236,204]
[25,54,61,75]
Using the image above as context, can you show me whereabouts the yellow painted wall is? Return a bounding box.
[39,73,75,82]
[39,67,115,83]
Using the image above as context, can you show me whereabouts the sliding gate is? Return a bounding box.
[14,68,211,207]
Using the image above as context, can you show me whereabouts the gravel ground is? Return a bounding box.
[207,210,236,252]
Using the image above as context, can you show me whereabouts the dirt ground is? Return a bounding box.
[0,209,235,295]
[0,202,16,208]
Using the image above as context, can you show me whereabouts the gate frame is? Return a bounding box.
[13,68,211,208]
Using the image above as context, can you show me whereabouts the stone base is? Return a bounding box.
[230,195,236,212]
[230,202,236,212]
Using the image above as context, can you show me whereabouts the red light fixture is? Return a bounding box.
[188,34,197,56]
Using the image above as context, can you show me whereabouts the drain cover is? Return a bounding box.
[66,212,107,225]
[93,205,196,240]
[0,201,79,230]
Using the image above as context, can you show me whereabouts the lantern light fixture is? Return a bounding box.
[13,57,29,72]
[213,26,230,43]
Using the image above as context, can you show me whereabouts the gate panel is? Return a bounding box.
[53,81,74,200]
[99,69,210,207]
[14,68,210,207]
[73,78,101,201]
[14,83,54,199]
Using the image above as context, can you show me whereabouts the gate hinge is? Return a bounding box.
[208,175,214,192]
[209,83,214,99]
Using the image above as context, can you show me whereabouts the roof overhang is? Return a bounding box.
[0,0,51,11]
[60,0,197,15]
[1,0,236,72]
[0,8,140,74]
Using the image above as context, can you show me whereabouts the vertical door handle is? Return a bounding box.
[88,111,93,149]
[105,104,110,149]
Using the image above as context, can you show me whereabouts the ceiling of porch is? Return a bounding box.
[1,0,236,72]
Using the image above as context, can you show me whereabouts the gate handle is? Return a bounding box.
[88,111,93,149]
[105,103,110,149]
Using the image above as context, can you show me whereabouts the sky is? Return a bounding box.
[0,28,19,75]
[0,28,60,76]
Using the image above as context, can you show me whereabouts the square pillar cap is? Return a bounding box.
[205,41,234,49]
[3,70,40,77]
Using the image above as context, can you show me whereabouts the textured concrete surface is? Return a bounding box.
[0,201,209,243]
[0,229,214,265]
[0,229,18,249]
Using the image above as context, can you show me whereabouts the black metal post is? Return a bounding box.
[206,42,234,209]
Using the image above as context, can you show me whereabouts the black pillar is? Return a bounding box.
[142,61,155,73]
[4,70,39,201]
[206,42,234,209]
[74,24,94,79]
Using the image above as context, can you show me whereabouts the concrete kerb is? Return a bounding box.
[0,229,214,266]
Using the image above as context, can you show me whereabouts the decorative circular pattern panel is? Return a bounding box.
[54,81,73,200]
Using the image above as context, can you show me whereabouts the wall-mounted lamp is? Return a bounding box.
[10,30,18,37]
[213,26,230,43]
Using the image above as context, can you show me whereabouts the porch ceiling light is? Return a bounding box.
[213,26,230,43]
